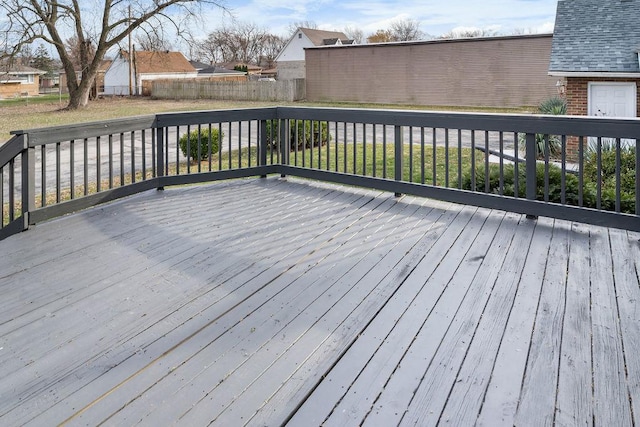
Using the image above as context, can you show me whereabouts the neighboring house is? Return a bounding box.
[305,34,557,108]
[59,59,112,97]
[104,50,197,96]
[0,64,45,98]
[189,61,247,80]
[276,28,353,80]
[549,0,640,119]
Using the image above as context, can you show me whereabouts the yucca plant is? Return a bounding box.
[518,96,567,159]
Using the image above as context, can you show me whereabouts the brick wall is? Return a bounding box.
[565,77,640,159]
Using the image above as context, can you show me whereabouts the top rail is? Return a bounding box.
[1,106,639,241]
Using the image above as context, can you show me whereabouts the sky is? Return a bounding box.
[200,0,559,38]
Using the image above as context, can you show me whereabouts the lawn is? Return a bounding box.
[0,96,535,143]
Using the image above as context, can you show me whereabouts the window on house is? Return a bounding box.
[298,33,302,39]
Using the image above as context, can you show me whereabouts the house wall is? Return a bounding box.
[564,76,640,159]
[104,56,132,95]
[277,32,314,62]
[305,35,558,108]
[277,61,305,80]
[0,77,40,98]
[566,77,640,116]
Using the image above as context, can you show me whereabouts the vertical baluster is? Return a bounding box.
[432,128,437,185]
[352,123,357,174]
[176,126,180,175]
[228,122,232,169]
[342,122,347,173]
[141,130,146,180]
[458,129,463,189]
[578,136,585,207]
[238,121,243,169]
[9,159,15,221]
[151,128,156,178]
[499,132,504,196]
[130,131,136,183]
[471,131,476,192]
[561,135,566,204]
[318,121,323,169]
[41,145,46,207]
[326,121,331,171]
[309,120,314,168]
[615,137,621,213]
[513,132,519,198]
[56,142,61,202]
[70,139,75,199]
[394,125,403,197]
[408,126,413,182]
[445,128,450,188]
[334,121,339,172]
[186,125,191,175]
[108,134,114,188]
[420,127,425,185]
[96,136,101,192]
[247,121,252,169]
[596,136,602,210]
[208,123,213,172]
[361,123,366,176]
[484,131,489,193]
[372,125,378,177]
[218,123,223,170]
[544,134,550,202]
[119,133,125,185]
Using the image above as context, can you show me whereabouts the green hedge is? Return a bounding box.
[266,120,330,150]
[179,128,222,162]
[462,149,636,213]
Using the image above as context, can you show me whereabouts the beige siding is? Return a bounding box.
[0,77,40,99]
[306,35,558,108]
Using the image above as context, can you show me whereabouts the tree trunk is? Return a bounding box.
[66,85,92,109]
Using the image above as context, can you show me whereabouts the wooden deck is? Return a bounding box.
[1,177,639,426]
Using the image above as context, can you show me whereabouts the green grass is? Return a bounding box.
[0,96,535,143]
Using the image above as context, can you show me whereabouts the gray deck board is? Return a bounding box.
[0,177,639,426]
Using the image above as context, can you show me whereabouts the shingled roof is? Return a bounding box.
[549,0,640,74]
[299,28,351,46]
[120,50,195,74]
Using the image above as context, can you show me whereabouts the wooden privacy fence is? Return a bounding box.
[1,107,639,240]
[151,79,306,102]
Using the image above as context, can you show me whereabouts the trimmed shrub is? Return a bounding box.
[266,119,330,151]
[462,154,636,214]
[179,127,222,162]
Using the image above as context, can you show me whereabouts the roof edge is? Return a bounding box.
[549,71,640,78]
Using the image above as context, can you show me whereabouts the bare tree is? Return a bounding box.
[343,26,364,44]
[439,28,498,39]
[367,29,395,44]
[135,27,173,52]
[196,21,283,66]
[65,35,96,72]
[287,21,317,35]
[0,0,223,109]
[260,33,286,68]
[389,19,424,41]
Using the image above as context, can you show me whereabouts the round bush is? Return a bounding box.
[179,127,222,162]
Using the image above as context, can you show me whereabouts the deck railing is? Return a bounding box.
[1,106,639,240]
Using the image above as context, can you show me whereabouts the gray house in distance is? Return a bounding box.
[549,0,640,119]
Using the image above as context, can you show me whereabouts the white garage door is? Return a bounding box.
[588,82,637,118]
